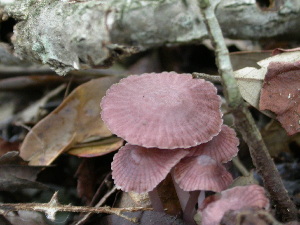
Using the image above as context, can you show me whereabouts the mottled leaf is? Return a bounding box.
[20,77,120,165]
[259,61,300,135]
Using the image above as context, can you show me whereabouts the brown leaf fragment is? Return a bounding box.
[261,120,300,157]
[75,156,113,205]
[0,151,48,191]
[67,136,123,157]
[20,77,120,165]
[259,61,300,135]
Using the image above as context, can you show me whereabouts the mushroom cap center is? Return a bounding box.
[142,87,184,108]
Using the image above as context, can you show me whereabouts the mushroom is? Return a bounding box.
[100,72,239,224]
[172,124,239,224]
[198,185,270,225]
[101,72,223,149]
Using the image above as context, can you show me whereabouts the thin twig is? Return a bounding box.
[192,72,221,82]
[198,0,297,222]
[74,186,118,225]
[232,156,249,177]
[0,192,152,224]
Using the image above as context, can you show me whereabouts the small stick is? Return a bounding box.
[192,72,221,82]
[232,156,249,177]
[0,192,152,223]
[75,186,118,225]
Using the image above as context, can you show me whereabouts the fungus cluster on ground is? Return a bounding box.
[100,72,269,224]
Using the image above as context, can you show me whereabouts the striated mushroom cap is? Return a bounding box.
[173,155,233,192]
[187,125,239,163]
[101,72,222,149]
[200,185,270,225]
[112,144,189,193]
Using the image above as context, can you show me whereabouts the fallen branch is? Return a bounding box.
[198,0,298,222]
[1,0,300,74]
[0,192,153,223]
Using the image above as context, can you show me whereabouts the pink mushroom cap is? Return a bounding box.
[173,155,233,192]
[199,185,270,225]
[101,72,223,149]
[187,125,239,163]
[111,144,189,193]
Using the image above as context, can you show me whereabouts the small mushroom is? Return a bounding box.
[111,144,189,193]
[172,125,239,224]
[199,185,270,225]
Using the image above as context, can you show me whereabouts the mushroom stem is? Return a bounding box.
[148,188,164,212]
[183,191,200,225]
[197,190,205,207]
[171,173,198,225]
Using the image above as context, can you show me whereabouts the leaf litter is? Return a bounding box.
[20,76,121,166]
[259,60,300,135]
[0,151,48,191]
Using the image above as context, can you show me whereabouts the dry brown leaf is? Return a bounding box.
[259,61,300,135]
[261,120,300,157]
[234,51,300,109]
[20,77,120,165]
[67,136,123,157]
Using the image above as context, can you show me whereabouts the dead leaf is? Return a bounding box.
[14,84,66,125]
[234,51,300,110]
[259,61,300,135]
[261,120,300,157]
[75,156,113,205]
[20,76,121,166]
[67,136,123,157]
[230,51,271,70]
[0,151,48,191]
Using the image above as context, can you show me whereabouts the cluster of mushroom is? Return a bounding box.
[100,72,239,218]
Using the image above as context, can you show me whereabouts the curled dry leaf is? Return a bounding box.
[20,77,120,166]
[234,51,300,110]
[259,61,300,135]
